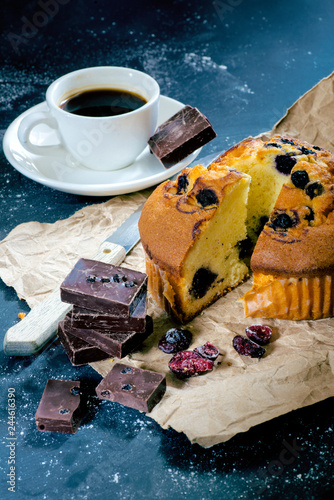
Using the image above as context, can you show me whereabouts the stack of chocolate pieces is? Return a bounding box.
[58,258,153,366]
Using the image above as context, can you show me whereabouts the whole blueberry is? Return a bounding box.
[291,170,309,189]
[275,154,297,175]
[270,213,295,230]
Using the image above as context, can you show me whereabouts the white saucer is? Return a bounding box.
[3,96,201,197]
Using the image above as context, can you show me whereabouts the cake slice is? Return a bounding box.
[138,164,251,323]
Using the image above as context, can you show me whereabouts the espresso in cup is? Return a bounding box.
[59,88,148,117]
[17,66,160,171]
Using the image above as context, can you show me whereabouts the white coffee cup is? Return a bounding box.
[17,66,160,171]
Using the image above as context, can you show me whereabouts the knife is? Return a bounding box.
[3,204,143,357]
[3,150,222,357]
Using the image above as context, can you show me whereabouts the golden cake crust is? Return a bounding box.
[251,224,334,277]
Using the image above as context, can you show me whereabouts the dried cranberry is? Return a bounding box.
[158,328,192,354]
[168,351,214,378]
[245,325,272,346]
[194,342,219,361]
[232,335,266,358]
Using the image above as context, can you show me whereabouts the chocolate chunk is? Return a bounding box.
[60,259,147,316]
[63,316,153,358]
[58,320,110,366]
[70,294,147,332]
[35,379,86,434]
[148,105,216,169]
[96,363,166,413]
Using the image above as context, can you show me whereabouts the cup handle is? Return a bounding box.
[17,111,63,156]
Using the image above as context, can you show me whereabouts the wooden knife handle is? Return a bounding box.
[3,242,126,357]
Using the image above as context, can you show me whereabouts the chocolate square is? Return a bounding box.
[35,379,86,434]
[70,293,147,332]
[96,363,166,413]
[58,320,110,366]
[148,105,216,168]
[64,316,153,358]
[60,258,148,316]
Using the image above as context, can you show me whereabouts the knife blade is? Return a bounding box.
[3,205,143,357]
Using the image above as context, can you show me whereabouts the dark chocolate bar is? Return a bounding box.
[63,316,153,358]
[96,363,166,413]
[35,379,86,434]
[58,320,110,366]
[60,258,148,316]
[148,105,216,168]
[70,293,147,332]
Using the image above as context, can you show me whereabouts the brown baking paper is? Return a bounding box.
[1,73,334,447]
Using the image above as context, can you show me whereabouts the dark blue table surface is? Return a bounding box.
[1,1,333,499]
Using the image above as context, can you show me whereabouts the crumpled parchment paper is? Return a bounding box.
[1,73,334,447]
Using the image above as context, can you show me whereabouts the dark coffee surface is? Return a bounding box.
[59,88,147,117]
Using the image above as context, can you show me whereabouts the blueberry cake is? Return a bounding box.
[139,135,334,322]
[138,164,251,323]
[240,137,334,320]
